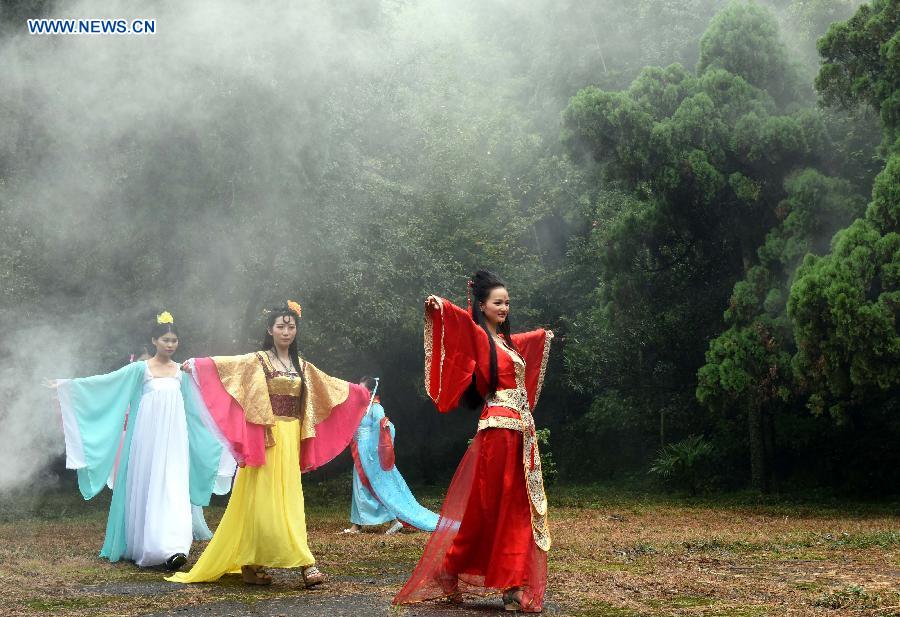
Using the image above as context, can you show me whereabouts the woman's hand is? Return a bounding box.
[181,360,193,375]
[424,295,441,311]
[43,378,59,389]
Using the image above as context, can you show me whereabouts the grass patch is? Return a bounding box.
[700,607,769,617]
[548,484,900,516]
[25,596,116,610]
[812,585,899,610]
[2,484,898,617]
[673,529,900,556]
[572,600,643,617]
[567,558,653,575]
[647,595,716,609]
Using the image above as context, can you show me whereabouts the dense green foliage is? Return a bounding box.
[0,0,894,494]
[562,0,894,493]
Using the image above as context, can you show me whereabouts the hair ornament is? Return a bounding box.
[157,311,174,324]
[287,300,302,319]
[466,279,474,309]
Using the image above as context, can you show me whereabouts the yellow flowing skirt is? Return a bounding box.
[166,418,315,583]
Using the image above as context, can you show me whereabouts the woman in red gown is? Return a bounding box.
[393,270,553,613]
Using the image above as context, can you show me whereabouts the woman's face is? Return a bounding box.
[269,314,297,347]
[152,332,179,358]
[480,286,510,328]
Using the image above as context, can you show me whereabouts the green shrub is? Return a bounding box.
[649,435,715,494]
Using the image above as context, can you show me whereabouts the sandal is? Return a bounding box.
[446,591,463,604]
[241,565,273,586]
[437,569,462,604]
[301,565,325,588]
[503,588,519,611]
[503,588,541,613]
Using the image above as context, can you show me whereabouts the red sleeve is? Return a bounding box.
[193,357,268,467]
[378,416,396,470]
[510,329,554,411]
[425,297,487,412]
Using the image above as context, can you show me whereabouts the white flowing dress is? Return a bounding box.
[122,366,192,566]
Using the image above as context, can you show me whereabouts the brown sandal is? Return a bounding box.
[446,592,464,604]
[437,570,462,604]
[241,565,272,585]
[503,587,541,613]
[301,565,325,588]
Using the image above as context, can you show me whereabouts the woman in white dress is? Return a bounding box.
[53,313,230,570]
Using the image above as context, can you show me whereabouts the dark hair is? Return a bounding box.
[262,304,302,373]
[462,269,517,408]
[359,376,378,394]
[150,322,179,340]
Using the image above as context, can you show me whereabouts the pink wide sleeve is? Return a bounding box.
[192,357,268,467]
[299,381,370,472]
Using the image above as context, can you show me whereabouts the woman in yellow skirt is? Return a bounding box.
[167,301,370,587]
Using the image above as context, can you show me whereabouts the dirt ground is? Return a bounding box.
[0,482,897,616]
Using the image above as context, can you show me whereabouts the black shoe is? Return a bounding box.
[165,553,187,571]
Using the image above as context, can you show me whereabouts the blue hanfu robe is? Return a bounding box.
[350,402,438,531]
[57,361,226,563]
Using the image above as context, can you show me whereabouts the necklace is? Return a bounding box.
[269,350,297,378]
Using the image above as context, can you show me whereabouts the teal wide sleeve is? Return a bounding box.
[57,362,146,500]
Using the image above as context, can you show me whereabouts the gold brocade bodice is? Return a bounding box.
[257,351,304,419]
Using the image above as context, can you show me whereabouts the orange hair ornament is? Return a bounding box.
[287,300,302,319]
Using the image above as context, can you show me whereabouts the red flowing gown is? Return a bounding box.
[393,298,553,612]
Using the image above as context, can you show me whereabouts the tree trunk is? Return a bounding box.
[748,404,770,493]
[660,408,666,449]
[763,405,777,491]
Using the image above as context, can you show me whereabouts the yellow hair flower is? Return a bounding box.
[157,311,174,324]
[287,300,302,319]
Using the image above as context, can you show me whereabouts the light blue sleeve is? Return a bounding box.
[57,362,145,500]
[371,403,386,423]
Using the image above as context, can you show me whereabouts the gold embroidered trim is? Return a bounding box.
[423,298,446,405]
[437,300,446,405]
[266,376,303,397]
[213,353,275,427]
[476,416,523,432]
[484,388,530,416]
[424,305,434,400]
[520,409,551,551]
[534,330,554,408]
[298,360,350,441]
[258,351,275,374]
